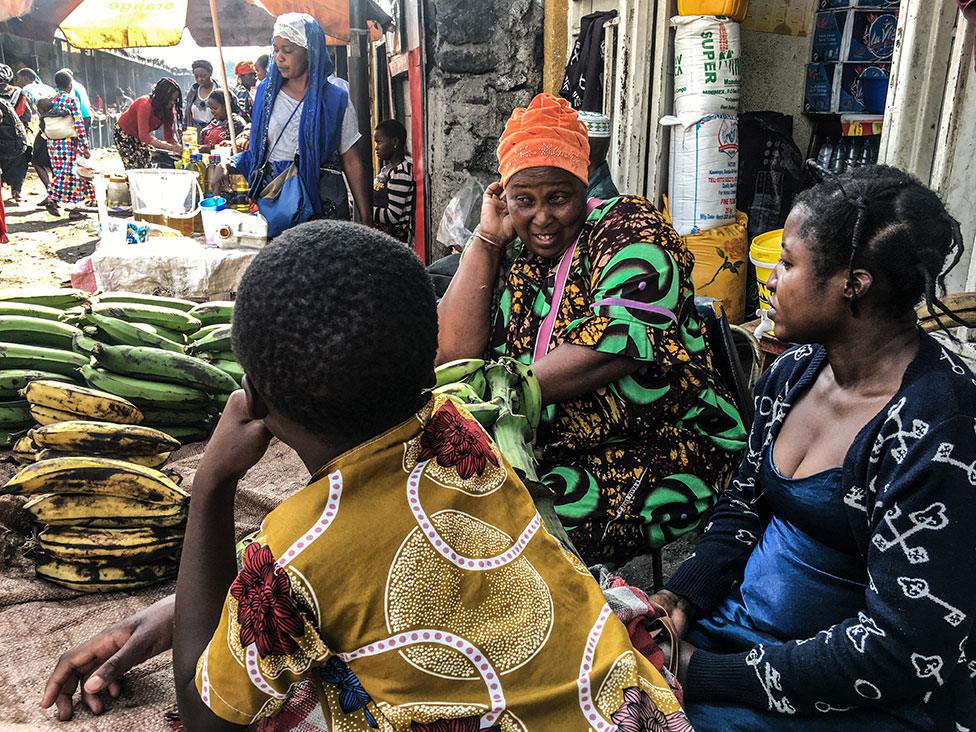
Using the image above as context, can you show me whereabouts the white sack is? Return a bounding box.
[672,16,741,125]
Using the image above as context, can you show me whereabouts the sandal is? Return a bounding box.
[647,601,681,677]
[68,208,86,221]
[44,200,60,216]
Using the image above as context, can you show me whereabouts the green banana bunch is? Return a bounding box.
[147,423,213,444]
[0,288,87,309]
[485,358,542,431]
[94,292,197,312]
[89,302,202,334]
[72,333,99,356]
[83,312,184,353]
[207,359,243,386]
[433,358,485,389]
[0,301,65,321]
[188,300,234,327]
[188,323,226,342]
[0,369,73,398]
[90,343,239,394]
[0,399,31,428]
[433,382,482,402]
[81,365,210,409]
[491,411,539,482]
[461,399,504,428]
[0,341,87,377]
[185,324,231,355]
[0,316,82,350]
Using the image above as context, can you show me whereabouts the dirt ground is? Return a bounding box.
[0,148,125,291]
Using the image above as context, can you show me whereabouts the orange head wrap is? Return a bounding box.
[236,60,257,76]
[497,93,590,186]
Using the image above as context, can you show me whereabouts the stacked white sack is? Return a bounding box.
[666,15,741,236]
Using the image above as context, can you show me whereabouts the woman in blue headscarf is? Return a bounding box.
[222,13,371,232]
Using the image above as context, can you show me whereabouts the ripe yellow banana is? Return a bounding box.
[32,448,172,469]
[35,554,177,592]
[11,435,36,462]
[21,380,143,424]
[38,525,183,561]
[4,456,189,504]
[30,404,80,426]
[29,421,180,456]
[22,493,188,527]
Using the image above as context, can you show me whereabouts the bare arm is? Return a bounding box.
[533,343,640,405]
[436,181,515,364]
[340,146,373,225]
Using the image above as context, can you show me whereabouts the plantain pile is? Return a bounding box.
[432,357,543,481]
[0,288,92,447]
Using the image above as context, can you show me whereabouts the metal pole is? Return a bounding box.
[348,0,372,183]
[207,0,239,155]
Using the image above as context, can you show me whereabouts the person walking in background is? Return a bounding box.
[372,118,414,244]
[255,53,269,82]
[183,60,218,135]
[114,87,133,112]
[16,68,56,205]
[0,64,33,205]
[578,110,619,199]
[46,70,93,219]
[114,78,182,170]
[59,68,93,141]
[233,60,256,121]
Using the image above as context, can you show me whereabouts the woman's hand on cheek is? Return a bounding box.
[479,181,515,246]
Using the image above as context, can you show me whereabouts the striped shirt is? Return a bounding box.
[373,156,414,244]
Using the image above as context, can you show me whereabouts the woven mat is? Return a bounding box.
[0,439,308,730]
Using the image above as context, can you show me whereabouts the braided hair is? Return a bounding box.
[794,164,966,329]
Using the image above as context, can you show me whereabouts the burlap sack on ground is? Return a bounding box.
[0,439,308,730]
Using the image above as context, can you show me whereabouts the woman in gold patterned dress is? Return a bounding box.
[438,93,747,567]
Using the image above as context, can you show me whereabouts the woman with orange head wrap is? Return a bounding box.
[234,59,257,121]
[438,92,746,569]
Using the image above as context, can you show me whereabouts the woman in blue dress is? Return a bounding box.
[221,12,372,234]
[651,164,976,730]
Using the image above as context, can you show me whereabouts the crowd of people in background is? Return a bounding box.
[0,15,418,245]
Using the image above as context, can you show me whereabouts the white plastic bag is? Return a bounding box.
[672,16,741,125]
[436,175,485,251]
[663,113,739,236]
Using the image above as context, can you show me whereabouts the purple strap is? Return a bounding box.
[591,297,678,324]
[532,197,603,364]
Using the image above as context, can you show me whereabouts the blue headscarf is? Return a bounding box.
[235,14,348,217]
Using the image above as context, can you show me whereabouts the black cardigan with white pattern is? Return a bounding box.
[666,333,976,727]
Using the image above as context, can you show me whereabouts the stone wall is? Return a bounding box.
[424,0,545,258]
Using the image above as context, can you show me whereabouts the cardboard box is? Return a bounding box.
[804,63,836,113]
[812,11,845,62]
[838,62,890,112]
[847,10,899,62]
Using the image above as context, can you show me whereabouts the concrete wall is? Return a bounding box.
[739,28,814,157]
[424,0,545,257]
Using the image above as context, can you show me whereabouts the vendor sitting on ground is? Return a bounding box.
[650,165,976,731]
[199,92,246,152]
[42,221,693,730]
[437,93,747,567]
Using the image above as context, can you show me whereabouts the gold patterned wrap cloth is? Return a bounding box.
[195,396,692,731]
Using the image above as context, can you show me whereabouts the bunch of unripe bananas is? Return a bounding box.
[4,379,189,592]
[0,287,239,447]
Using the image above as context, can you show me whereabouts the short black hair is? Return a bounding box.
[232,220,437,439]
[375,118,407,148]
[53,70,72,91]
[794,164,965,324]
[256,54,269,71]
[16,67,36,81]
[192,59,213,74]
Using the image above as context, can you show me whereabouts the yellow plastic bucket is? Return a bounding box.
[677,0,749,22]
[750,228,783,315]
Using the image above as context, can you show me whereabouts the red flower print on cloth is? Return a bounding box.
[418,400,499,479]
[411,716,500,732]
[611,686,669,732]
[229,542,305,657]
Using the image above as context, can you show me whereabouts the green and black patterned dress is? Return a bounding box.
[489,196,747,566]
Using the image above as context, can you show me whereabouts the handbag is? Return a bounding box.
[43,113,77,141]
[257,162,315,239]
[254,97,312,238]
